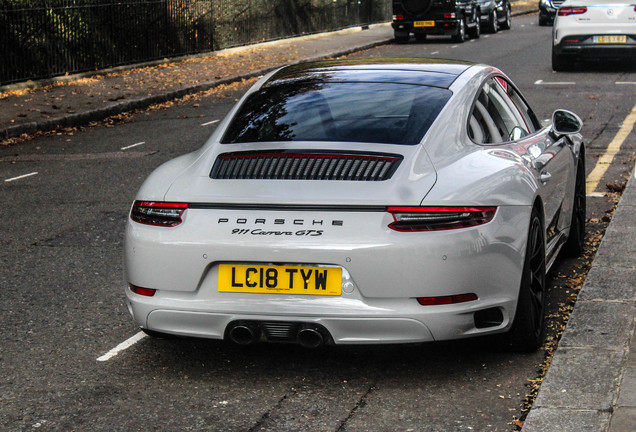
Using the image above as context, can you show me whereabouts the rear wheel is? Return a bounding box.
[395,30,410,44]
[502,208,546,352]
[501,4,511,30]
[563,156,586,257]
[552,49,573,71]
[452,18,466,43]
[468,13,481,39]
[488,10,499,33]
[414,33,427,42]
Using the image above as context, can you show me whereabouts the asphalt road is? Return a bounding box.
[1,14,635,431]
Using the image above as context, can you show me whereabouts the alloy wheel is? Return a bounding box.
[527,216,546,339]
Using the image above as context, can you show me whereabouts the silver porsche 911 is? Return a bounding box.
[124,59,585,352]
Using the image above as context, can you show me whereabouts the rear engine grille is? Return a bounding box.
[210,151,402,181]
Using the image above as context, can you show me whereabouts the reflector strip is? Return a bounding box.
[417,293,478,305]
[130,284,156,296]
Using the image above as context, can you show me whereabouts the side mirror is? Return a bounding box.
[552,109,582,135]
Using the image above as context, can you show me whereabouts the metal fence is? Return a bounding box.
[0,0,391,86]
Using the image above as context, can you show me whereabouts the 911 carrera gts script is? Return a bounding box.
[231,228,323,236]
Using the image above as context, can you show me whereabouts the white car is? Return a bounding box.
[124,59,585,352]
[552,0,636,71]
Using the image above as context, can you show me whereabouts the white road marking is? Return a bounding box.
[120,141,145,151]
[431,51,440,55]
[586,102,636,194]
[201,119,220,126]
[587,192,606,198]
[5,172,38,182]
[97,331,147,362]
[535,80,576,85]
[616,82,636,85]
[451,45,458,48]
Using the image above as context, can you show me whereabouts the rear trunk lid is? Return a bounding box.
[163,143,438,207]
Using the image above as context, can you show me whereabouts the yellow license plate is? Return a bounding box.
[594,35,626,44]
[218,264,342,295]
[414,20,435,27]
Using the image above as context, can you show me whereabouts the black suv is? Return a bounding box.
[392,0,481,43]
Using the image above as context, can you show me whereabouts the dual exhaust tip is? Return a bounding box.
[227,322,327,348]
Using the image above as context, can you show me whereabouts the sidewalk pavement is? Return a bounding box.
[2,2,635,431]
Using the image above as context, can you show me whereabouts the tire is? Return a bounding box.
[552,49,572,71]
[468,13,481,39]
[395,31,410,44]
[563,156,586,257]
[538,17,548,26]
[489,10,499,33]
[501,4,511,30]
[452,18,466,43]
[502,208,547,352]
[414,33,427,42]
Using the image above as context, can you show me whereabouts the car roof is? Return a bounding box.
[264,58,475,89]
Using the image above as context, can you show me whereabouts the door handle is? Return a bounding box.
[540,172,552,183]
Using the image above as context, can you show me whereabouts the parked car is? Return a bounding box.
[552,0,636,70]
[392,0,481,43]
[478,0,512,32]
[125,58,585,352]
[539,0,566,25]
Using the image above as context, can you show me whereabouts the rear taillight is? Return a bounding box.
[130,284,156,296]
[558,6,588,16]
[417,293,478,306]
[387,206,496,232]
[130,201,188,227]
[444,13,456,19]
[393,14,404,20]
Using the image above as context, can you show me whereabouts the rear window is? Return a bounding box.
[221,82,452,145]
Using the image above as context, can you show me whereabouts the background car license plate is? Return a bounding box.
[593,35,626,44]
[218,264,342,295]
[414,21,435,27]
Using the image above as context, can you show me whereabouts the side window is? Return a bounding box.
[468,77,535,144]
[468,88,499,144]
